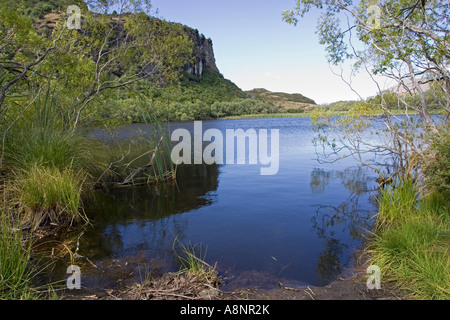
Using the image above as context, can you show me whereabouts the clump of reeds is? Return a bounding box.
[0,211,34,299]
[367,179,450,300]
[13,165,88,230]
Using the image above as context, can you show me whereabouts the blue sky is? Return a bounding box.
[150,0,382,104]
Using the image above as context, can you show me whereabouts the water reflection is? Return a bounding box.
[84,164,221,257]
[38,118,381,291]
[309,166,377,284]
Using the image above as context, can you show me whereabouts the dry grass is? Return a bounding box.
[108,270,221,300]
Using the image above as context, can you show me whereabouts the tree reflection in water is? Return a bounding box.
[309,166,378,285]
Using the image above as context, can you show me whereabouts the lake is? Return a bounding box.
[40,117,380,291]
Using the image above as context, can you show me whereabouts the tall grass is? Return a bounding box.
[1,88,108,229]
[0,211,34,299]
[368,179,450,300]
[5,124,101,175]
[4,123,97,229]
[14,166,88,229]
[139,108,176,183]
[375,179,418,230]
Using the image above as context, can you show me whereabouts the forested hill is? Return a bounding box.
[2,1,316,123]
[28,0,220,82]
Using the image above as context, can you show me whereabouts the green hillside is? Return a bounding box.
[3,0,283,124]
[21,0,87,19]
[95,70,281,122]
[246,88,317,113]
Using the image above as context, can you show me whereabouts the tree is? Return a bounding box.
[284,0,449,186]
[66,11,193,129]
[0,0,194,130]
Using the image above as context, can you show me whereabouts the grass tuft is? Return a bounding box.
[368,180,450,300]
[0,211,34,299]
[13,166,88,230]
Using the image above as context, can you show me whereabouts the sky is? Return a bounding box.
[150,0,385,104]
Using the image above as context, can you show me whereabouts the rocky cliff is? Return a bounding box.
[183,27,220,79]
[37,12,220,81]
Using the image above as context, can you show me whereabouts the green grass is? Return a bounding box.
[2,91,108,229]
[3,124,99,229]
[368,180,450,300]
[179,243,208,275]
[375,179,419,230]
[14,166,87,229]
[5,124,102,175]
[173,240,216,282]
[220,113,314,120]
[0,211,35,299]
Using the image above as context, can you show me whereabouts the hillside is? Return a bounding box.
[246,88,317,113]
[5,1,287,123]
[35,11,220,82]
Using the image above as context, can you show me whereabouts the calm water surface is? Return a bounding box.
[44,118,380,291]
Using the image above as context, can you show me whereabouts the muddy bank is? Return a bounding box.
[62,266,404,300]
[220,276,403,301]
[30,224,404,301]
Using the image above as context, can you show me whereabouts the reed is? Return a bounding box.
[0,211,34,299]
[13,166,88,229]
[368,180,450,300]
[139,108,176,183]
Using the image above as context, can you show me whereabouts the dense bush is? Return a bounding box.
[320,100,361,112]
[92,70,281,123]
[322,88,447,113]
[424,130,450,195]
[287,108,305,114]
[22,0,85,19]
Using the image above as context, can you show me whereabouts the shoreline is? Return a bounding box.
[218,110,441,121]
[60,261,404,300]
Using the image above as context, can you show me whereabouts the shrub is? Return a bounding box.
[424,130,450,195]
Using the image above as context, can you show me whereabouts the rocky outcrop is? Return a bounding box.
[183,28,220,79]
[37,13,220,81]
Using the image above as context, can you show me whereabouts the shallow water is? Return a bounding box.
[40,118,381,291]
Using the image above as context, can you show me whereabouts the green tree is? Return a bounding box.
[0,0,194,130]
[284,0,449,184]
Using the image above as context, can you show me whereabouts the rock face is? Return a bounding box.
[38,13,220,81]
[184,28,220,79]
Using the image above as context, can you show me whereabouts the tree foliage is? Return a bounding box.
[285,0,449,187]
[0,0,194,132]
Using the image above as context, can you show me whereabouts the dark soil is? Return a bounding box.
[219,277,403,300]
